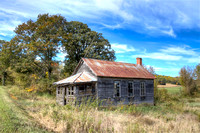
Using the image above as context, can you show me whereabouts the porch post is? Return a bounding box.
[74,86,76,96]
[62,87,65,105]
[95,82,98,100]
[56,86,58,103]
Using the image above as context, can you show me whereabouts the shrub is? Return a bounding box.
[156,89,171,103]
[179,66,197,95]
[36,78,55,94]
[10,71,32,89]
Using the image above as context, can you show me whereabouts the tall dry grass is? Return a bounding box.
[7,86,200,133]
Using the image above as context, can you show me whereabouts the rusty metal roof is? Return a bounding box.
[82,58,155,79]
[54,72,97,85]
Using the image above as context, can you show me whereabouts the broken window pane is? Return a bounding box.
[128,81,134,97]
[114,81,121,97]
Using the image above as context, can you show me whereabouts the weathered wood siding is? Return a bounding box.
[76,62,95,76]
[56,61,154,105]
[56,61,96,105]
[75,83,97,104]
[97,77,154,105]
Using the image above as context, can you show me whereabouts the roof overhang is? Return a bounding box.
[53,72,97,85]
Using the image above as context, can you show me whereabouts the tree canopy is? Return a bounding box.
[0,14,115,92]
[14,14,66,78]
[62,21,115,74]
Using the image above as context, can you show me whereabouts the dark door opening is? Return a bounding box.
[64,87,67,105]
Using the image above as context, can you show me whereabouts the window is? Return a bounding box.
[68,86,74,96]
[114,81,121,97]
[58,87,62,95]
[128,81,134,97]
[71,87,74,95]
[68,87,70,95]
[140,82,146,96]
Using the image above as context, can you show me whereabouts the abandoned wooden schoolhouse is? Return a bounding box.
[54,58,155,105]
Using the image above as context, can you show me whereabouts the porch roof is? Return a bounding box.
[54,72,97,85]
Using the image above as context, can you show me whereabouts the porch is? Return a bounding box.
[54,72,97,105]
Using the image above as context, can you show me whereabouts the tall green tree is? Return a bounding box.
[179,66,197,95]
[14,14,66,78]
[0,40,19,85]
[11,14,115,90]
[0,40,8,85]
[62,21,115,74]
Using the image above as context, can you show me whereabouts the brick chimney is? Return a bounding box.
[136,57,142,65]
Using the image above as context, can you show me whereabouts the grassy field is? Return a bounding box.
[0,86,52,133]
[158,86,182,94]
[158,83,182,94]
[0,85,200,133]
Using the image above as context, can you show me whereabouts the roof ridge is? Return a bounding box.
[82,57,138,66]
[82,58,155,79]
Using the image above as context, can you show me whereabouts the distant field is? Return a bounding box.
[158,83,181,88]
[158,83,182,94]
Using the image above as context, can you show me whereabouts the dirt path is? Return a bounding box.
[0,86,51,133]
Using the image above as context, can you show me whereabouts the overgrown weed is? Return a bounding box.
[3,85,200,133]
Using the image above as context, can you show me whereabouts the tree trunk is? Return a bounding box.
[2,71,7,86]
[48,67,52,79]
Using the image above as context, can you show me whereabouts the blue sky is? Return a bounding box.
[0,0,200,77]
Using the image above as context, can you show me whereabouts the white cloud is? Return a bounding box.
[154,67,180,72]
[166,62,178,66]
[144,65,180,76]
[161,27,176,38]
[0,33,6,36]
[132,53,182,61]
[111,43,136,53]
[184,56,200,64]
[94,0,135,21]
[146,65,180,72]
[132,45,200,63]
[0,7,30,17]
[1,0,199,38]
[160,45,198,56]
[101,23,121,29]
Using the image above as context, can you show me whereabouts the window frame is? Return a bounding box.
[58,87,63,95]
[128,81,134,97]
[140,82,146,96]
[114,81,121,97]
[68,86,74,96]
[71,86,74,95]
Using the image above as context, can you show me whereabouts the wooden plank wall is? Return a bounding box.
[76,62,95,76]
[97,77,154,105]
[56,61,96,105]
[56,60,154,105]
